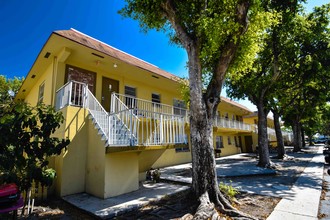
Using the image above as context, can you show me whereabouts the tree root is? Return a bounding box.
[192,192,224,220]
[187,191,257,220]
[215,189,258,220]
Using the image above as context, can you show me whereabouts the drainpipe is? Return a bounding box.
[51,56,58,107]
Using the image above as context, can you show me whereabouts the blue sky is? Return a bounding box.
[0,0,327,111]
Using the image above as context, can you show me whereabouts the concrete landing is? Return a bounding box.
[63,182,189,219]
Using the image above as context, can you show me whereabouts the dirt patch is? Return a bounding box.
[115,190,280,220]
[0,197,95,220]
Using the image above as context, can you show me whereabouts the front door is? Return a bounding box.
[244,136,253,153]
[102,77,119,112]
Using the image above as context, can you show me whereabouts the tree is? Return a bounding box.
[227,2,329,161]
[280,4,330,151]
[302,106,323,145]
[120,0,273,218]
[0,77,69,201]
[320,104,330,136]
[0,75,23,103]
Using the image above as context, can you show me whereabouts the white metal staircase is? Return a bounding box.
[56,81,139,147]
[55,81,187,147]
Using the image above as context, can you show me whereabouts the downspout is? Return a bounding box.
[51,56,58,107]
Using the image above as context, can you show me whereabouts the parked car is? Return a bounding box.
[315,137,328,144]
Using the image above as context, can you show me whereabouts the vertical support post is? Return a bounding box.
[108,114,111,146]
[160,114,163,144]
[130,109,133,146]
[82,84,87,108]
[68,81,72,106]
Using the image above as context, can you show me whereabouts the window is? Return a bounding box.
[125,86,136,108]
[216,136,224,149]
[173,99,186,116]
[38,82,45,103]
[152,93,161,107]
[234,136,238,147]
[228,136,232,145]
[175,135,189,152]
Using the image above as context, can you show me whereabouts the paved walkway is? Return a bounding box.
[63,146,325,219]
[267,147,324,220]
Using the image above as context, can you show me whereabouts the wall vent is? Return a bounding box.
[44,52,51,58]
[91,53,104,58]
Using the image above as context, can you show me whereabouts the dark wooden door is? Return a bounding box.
[102,77,119,112]
[244,136,253,153]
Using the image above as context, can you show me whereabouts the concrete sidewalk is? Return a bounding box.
[267,147,324,220]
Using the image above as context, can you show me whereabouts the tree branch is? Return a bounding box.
[205,1,250,114]
[160,0,196,52]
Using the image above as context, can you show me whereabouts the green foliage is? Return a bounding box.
[219,181,240,199]
[0,102,70,191]
[320,104,330,136]
[0,75,23,104]
[178,77,190,107]
[120,0,275,79]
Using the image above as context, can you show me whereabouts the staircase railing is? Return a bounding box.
[85,89,110,142]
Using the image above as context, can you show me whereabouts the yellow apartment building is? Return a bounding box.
[15,29,286,199]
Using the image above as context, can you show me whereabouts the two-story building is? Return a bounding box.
[16,29,260,199]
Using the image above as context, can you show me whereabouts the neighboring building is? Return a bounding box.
[243,112,293,151]
[15,29,283,199]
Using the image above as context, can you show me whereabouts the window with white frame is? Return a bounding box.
[38,82,45,103]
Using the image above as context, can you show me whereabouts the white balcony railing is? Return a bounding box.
[214,116,251,131]
[112,93,188,119]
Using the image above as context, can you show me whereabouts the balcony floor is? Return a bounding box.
[105,143,189,153]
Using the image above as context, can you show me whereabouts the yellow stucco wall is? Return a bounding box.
[63,59,182,108]
[24,63,54,106]
[151,149,191,168]
[85,118,106,198]
[104,152,139,198]
[53,106,89,197]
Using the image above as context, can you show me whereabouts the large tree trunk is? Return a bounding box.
[292,119,302,152]
[187,37,254,220]
[273,111,285,159]
[256,102,271,167]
